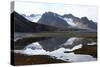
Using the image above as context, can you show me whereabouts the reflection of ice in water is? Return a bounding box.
[71,44,82,51]
[14,42,96,62]
[63,37,83,46]
[88,42,97,45]
[63,37,77,45]
[14,42,48,55]
[24,42,42,50]
[49,48,96,62]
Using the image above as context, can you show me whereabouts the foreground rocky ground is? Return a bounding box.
[12,53,69,66]
[73,45,97,58]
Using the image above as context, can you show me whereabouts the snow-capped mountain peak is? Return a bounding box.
[22,14,42,22]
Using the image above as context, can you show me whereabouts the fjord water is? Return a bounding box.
[14,34,97,62]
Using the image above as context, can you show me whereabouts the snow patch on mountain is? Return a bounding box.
[57,16,76,26]
[58,16,89,30]
[63,18,76,26]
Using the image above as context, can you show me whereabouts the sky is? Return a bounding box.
[15,1,98,22]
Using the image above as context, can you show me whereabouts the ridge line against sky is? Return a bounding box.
[14,1,98,22]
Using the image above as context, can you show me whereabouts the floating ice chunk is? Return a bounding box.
[88,42,97,45]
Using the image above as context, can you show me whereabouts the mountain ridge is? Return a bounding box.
[11,11,64,32]
[36,12,97,31]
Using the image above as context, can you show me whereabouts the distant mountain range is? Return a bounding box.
[22,12,97,32]
[38,12,97,31]
[11,11,95,32]
[62,14,97,31]
[11,11,63,32]
[22,14,41,22]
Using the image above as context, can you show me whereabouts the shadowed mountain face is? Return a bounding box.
[38,12,69,29]
[81,17,97,30]
[11,11,63,32]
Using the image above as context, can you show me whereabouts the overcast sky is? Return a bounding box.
[15,1,98,22]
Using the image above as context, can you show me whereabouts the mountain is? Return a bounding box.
[62,14,97,31]
[38,12,69,29]
[11,11,63,32]
[22,14,41,22]
[81,17,97,30]
[38,12,97,31]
